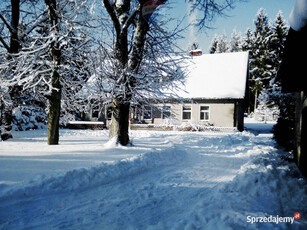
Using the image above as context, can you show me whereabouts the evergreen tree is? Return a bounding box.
[252,8,271,96]
[229,29,242,52]
[209,35,218,53]
[269,11,288,77]
[242,28,254,51]
[244,8,272,112]
[241,28,254,113]
[216,33,229,53]
[209,33,229,53]
[266,11,294,150]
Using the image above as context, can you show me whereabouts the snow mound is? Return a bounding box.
[225,148,307,214]
[1,146,187,198]
[166,144,307,229]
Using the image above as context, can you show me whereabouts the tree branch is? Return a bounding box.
[0,36,9,51]
[103,0,121,36]
[23,11,49,38]
[0,13,14,34]
[122,7,139,34]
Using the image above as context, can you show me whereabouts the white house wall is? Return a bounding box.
[149,103,235,127]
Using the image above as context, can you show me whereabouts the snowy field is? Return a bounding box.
[0,120,307,229]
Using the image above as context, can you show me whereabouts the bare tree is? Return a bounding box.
[44,0,61,144]
[0,0,240,145]
[0,0,20,140]
[98,0,240,146]
[0,0,95,144]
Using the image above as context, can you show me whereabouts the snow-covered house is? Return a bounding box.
[137,51,249,131]
[78,51,249,131]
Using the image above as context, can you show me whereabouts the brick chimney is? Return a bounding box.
[189,49,202,56]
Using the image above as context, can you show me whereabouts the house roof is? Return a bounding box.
[178,51,249,99]
[289,0,307,31]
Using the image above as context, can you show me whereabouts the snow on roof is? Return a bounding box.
[289,0,307,31]
[178,51,249,99]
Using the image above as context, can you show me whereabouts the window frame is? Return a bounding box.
[143,105,152,120]
[200,105,210,121]
[162,105,171,119]
[182,105,192,120]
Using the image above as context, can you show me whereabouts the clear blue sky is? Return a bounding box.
[165,0,294,53]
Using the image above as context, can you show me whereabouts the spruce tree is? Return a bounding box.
[216,33,229,53]
[209,35,218,53]
[269,11,288,76]
[229,29,242,52]
[267,11,295,150]
[247,8,272,112]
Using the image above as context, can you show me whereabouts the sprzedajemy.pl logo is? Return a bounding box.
[247,213,301,224]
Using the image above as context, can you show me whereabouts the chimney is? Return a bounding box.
[189,49,202,56]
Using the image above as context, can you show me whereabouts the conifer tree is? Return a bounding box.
[216,33,229,53]
[245,8,272,112]
[229,29,242,52]
[209,35,218,53]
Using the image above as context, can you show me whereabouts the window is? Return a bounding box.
[92,105,99,118]
[182,105,191,120]
[200,106,210,121]
[143,106,152,119]
[162,106,171,119]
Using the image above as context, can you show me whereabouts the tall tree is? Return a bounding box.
[44,0,61,145]
[242,8,272,112]
[102,0,148,145]
[229,28,242,52]
[0,0,20,141]
[101,0,240,146]
[209,34,218,53]
[208,33,229,53]
[0,0,93,144]
[269,11,288,75]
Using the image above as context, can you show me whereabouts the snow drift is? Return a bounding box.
[1,145,187,198]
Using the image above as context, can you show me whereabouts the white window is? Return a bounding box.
[200,106,210,121]
[182,105,191,120]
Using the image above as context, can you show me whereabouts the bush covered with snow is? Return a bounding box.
[131,123,237,132]
[12,105,47,131]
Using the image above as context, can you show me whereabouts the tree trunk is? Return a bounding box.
[104,1,151,146]
[45,0,61,145]
[47,70,61,145]
[109,98,130,146]
[0,0,20,141]
[0,94,13,141]
[254,88,258,112]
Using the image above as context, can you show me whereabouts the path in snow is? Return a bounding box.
[0,124,306,229]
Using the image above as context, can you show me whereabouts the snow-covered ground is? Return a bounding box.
[0,120,306,229]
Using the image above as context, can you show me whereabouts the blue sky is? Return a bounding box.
[165,0,294,53]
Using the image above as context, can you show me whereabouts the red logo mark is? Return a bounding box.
[294,212,301,220]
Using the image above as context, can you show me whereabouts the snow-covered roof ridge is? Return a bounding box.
[179,51,249,99]
[289,0,307,31]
